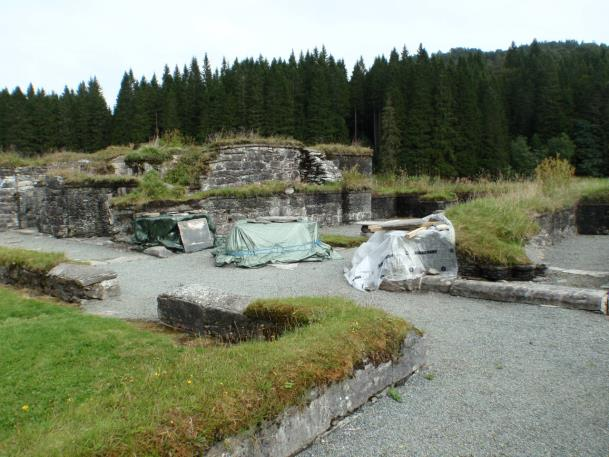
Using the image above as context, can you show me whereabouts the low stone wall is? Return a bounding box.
[112,191,372,241]
[0,262,119,303]
[371,195,456,219]
[577,203,609,235]
[329,154,372,175]
[208,331,424,457]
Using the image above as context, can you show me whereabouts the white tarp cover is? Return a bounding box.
[345,213,458,291]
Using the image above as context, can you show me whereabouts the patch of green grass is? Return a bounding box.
[579,182,609,204]
[387,387,403,402]
[0,247,68,274]
[124,146,172,169]
[111,179,355,209]
[420,190,458,201]
[445,177,608,266]
[208,132,303,149]
[0,289,413,456]
[423,372,436,381]
[311,143,373,157]
[163,147,216,188]
[320,234,367,248]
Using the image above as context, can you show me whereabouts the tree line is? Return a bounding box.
[0,40,608,176]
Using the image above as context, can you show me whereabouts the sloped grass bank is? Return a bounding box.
[446,178,608,266]
[0,289,412,457]
[0,246,68,274]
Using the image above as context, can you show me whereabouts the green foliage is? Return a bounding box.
[509,136,537,175]
[163,147,215,188]
[159,129,193,147]
[378,97,400,173]
[534,156,575,194]
[0,247,68,273]
[3,41,609,177]
[341,168,372,191]
[546,133,576,161]
[387,387,402,402]
[124,146,172,170]
[114,170,185,205]
[0,289,412,456]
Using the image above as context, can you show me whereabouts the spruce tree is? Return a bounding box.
[379,96,400,173]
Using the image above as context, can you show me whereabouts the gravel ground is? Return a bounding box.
[541,235,609,271]
[1,229,608,456]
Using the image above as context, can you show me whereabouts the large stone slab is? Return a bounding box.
[449,279,608,314]
[207,330,425,457]
[157,285,252,335]
[48,263,117,286]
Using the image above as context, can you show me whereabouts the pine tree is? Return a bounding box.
[379,96,400,173]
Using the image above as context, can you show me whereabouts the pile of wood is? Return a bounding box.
[360,218,450,238]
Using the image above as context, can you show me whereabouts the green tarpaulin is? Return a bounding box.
[133,213,215,250]
[214,220,340,268]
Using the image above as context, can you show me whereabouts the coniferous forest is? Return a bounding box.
[1,40,608,177]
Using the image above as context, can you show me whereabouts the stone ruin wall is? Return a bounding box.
[199,145,346,190]
[112,191,373,242]
[0,166,48,231]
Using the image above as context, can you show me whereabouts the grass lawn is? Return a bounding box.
[0,287,412,456]
[320,234,368,248]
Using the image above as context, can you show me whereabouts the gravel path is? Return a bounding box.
[1,229,608,456]
[541,235,609,271]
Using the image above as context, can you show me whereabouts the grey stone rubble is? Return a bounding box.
[143,245,175,258]
[207,331,425,457]
[419,276,608,314]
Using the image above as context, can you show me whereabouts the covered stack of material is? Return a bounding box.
[346,213,458,291]
[214,219,340,268]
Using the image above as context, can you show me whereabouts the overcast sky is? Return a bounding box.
[2,0,608,107]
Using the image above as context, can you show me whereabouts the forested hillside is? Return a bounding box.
[1,40,608,176]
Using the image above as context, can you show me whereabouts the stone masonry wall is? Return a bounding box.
[0,167,48,231]
[37,176,120,238]
[200,145,341,190]
[329,154,373,175]
[111,191,371,242]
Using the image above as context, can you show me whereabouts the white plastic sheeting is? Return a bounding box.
[345,213,458,291]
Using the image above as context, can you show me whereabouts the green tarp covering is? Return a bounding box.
[133,213,215,250]
[214,220,340,268]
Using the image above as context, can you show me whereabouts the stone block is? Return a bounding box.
[48,263,117,287]
[449,279,608,314]
[157,285,252,335]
